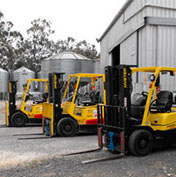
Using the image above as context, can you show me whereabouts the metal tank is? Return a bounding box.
[0,68,9,100]
[37,71,47,92]
[12,66,35,96]
[94,59,100,74]
[41,51,95,81]
[37,71,42,79]
[37,71,42,92]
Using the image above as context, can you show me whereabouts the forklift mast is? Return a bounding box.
[8,81,17,121]
[105,65,132,108]
[98,65,132,154]
[48,73,64,136]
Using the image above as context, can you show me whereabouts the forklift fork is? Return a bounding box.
[63,128,103,156]
[63,148,102,156]
[81,153,125,164]
[63,127,125,164]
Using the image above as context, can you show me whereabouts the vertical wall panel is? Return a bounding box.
[157,26,176,67]
[120,32,137,65]
[100,0,176,74]
[138,25,157,68]
[100,0,148,73]
[157,26,176,91]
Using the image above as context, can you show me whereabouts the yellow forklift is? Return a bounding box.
[65,65,176,163]
[42,73,106,137]
[6,79,48,127]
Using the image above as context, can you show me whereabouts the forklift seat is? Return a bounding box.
[150,91,173,113]
[81,91,100,106]
[33,92,48,104]
[131,93,147,119]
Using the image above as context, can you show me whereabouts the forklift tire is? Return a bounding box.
[11,112,27,127]
[57,118,77,137]
[128,129,153,156]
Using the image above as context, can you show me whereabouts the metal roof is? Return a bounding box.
[44,51,91,61]
[0,68,8,73]
[13,66,34,73]
[98,0,133,42]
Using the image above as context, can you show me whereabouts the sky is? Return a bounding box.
[0,0,126,51]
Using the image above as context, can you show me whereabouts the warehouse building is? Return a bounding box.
[99,0,176,72]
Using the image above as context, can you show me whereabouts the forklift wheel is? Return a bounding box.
[11,112,27,127]
[57,118,77,137]
[128,129,153,156]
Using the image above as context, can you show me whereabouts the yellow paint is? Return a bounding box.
[43,103,53,119]
[43,73,106,136]
[62,73,106,125]
[9,83,12,93]
[147,111,176,131]
[131,66,176,132]
[54,75,57,89]
[6,79,48,126]
[42,102,54,136]
[123,68,127,88]
[5,101,9,126]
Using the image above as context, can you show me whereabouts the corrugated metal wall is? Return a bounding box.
[13,67,35,92]
[41,59,95,81]
[138,25,157,67]
[100,0,176,93]
[94,59,100,74]
[137,24,176,91]
[124,0,147,22]
[120,32,137,65]
[100,0,176,73]
[147,0,176,18]
[0,68,9,100]
[100,0,147,73]
[157,26,176,67]
[138,24,176,68]
[157,25,176,91]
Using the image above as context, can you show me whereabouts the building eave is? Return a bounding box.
[98,0,133,42]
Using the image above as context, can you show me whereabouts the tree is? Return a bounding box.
[0,12,24,73]
[54,37,75,53]
[21,18,55,72]
[54,37,99,59]
[0,13,99,74]
[74,40,98,59]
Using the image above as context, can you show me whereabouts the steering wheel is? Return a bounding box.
[76,92,82,97]
[27,92,33,97]
[142,91,148,97]
[89,91,95,100]
[89,91,100,102]
[149,99,161,112]
[84,92,90,99]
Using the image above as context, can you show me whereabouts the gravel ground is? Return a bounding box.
[0,101,176,177]
[1,147,176,177]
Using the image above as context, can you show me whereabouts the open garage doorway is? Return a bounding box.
[111,44,120,66]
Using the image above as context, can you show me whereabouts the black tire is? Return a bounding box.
[128,129,153,156]
[11,112,27,127]
[57,118,77,137]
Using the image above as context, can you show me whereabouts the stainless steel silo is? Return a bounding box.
[37,71,42,92]
[12,66,35,95]
[37,71,47,92]
[41,51,95,81]
[94,59,100,74]
[37,71,42,79]
[0,68,9,100]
